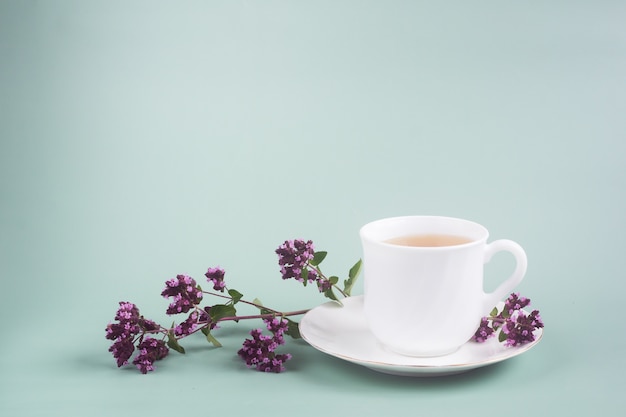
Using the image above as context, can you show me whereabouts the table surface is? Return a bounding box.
[1,1,625,416]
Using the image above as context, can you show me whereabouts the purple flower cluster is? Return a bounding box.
[276,239,315,281]
[106,302,140,367]
[174,310,200,337]
[132,337,169,374]
[473,317,495,343]
[161,274,203,314]
[501,309,544,347]
[205,266,226,292]
[276,239,333,293]
[473,293,544,346]
[237,317,292,373]
[173,306,215,337]
[105,301,164,371]
[316,278,332,292]
[504,292,531,316]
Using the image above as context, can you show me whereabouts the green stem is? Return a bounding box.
[332,283,348,298]
[310,265,349,298]
[201,289,284,315]
[172,308,309,340]
[216,309,309,323]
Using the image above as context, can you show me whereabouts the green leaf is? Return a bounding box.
[329,275,339,285]
[301,267,309,285]
[228,289,243,304]
[252,298,263,307]
[323,287,342,305]
[200,326,223,347]
[344,259,362,296]
[490,307,499,317]
[498,330,508,343]
[348,259,362,280]
[205,332,222,347]
[310,251,328,266]
[209,304,237,322]
[284,318,301,339]
[166,330,186,354]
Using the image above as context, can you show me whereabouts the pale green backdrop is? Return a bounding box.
[1,1,625,416]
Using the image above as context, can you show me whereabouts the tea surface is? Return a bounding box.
[385,234,473,247]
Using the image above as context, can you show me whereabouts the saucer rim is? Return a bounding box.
[299,295,543,375]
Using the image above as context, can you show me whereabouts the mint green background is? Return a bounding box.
[1,1,624,415]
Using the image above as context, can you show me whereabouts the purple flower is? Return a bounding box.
[161,274,203,315]
[237,317,292,373]
[502,310,544,347]
[205,266,226,292]
[265,317,289,344]
[114,301,140,322]
[307,268,318,282]
[316,277,332,293]
[105,320,139,342]
[472,317,495,343]
[132,337,169,374]
[473,293,543,347]
[106,302,143,367]
[174,310,200,337]
[109,339,135,367]
[106,301,164,369]
[276,239,315,281]
[139,318,159,332]
[504,292,531,317]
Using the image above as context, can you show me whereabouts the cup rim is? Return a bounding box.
[359,215,489,250]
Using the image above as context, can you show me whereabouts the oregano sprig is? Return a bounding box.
[106,239,361,373]
[472,292,544,346]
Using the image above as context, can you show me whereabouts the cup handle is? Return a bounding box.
[482,239,528,313]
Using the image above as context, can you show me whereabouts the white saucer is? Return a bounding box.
[299,295,543,377]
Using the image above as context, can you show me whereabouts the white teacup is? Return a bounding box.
[360,216,527,357]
